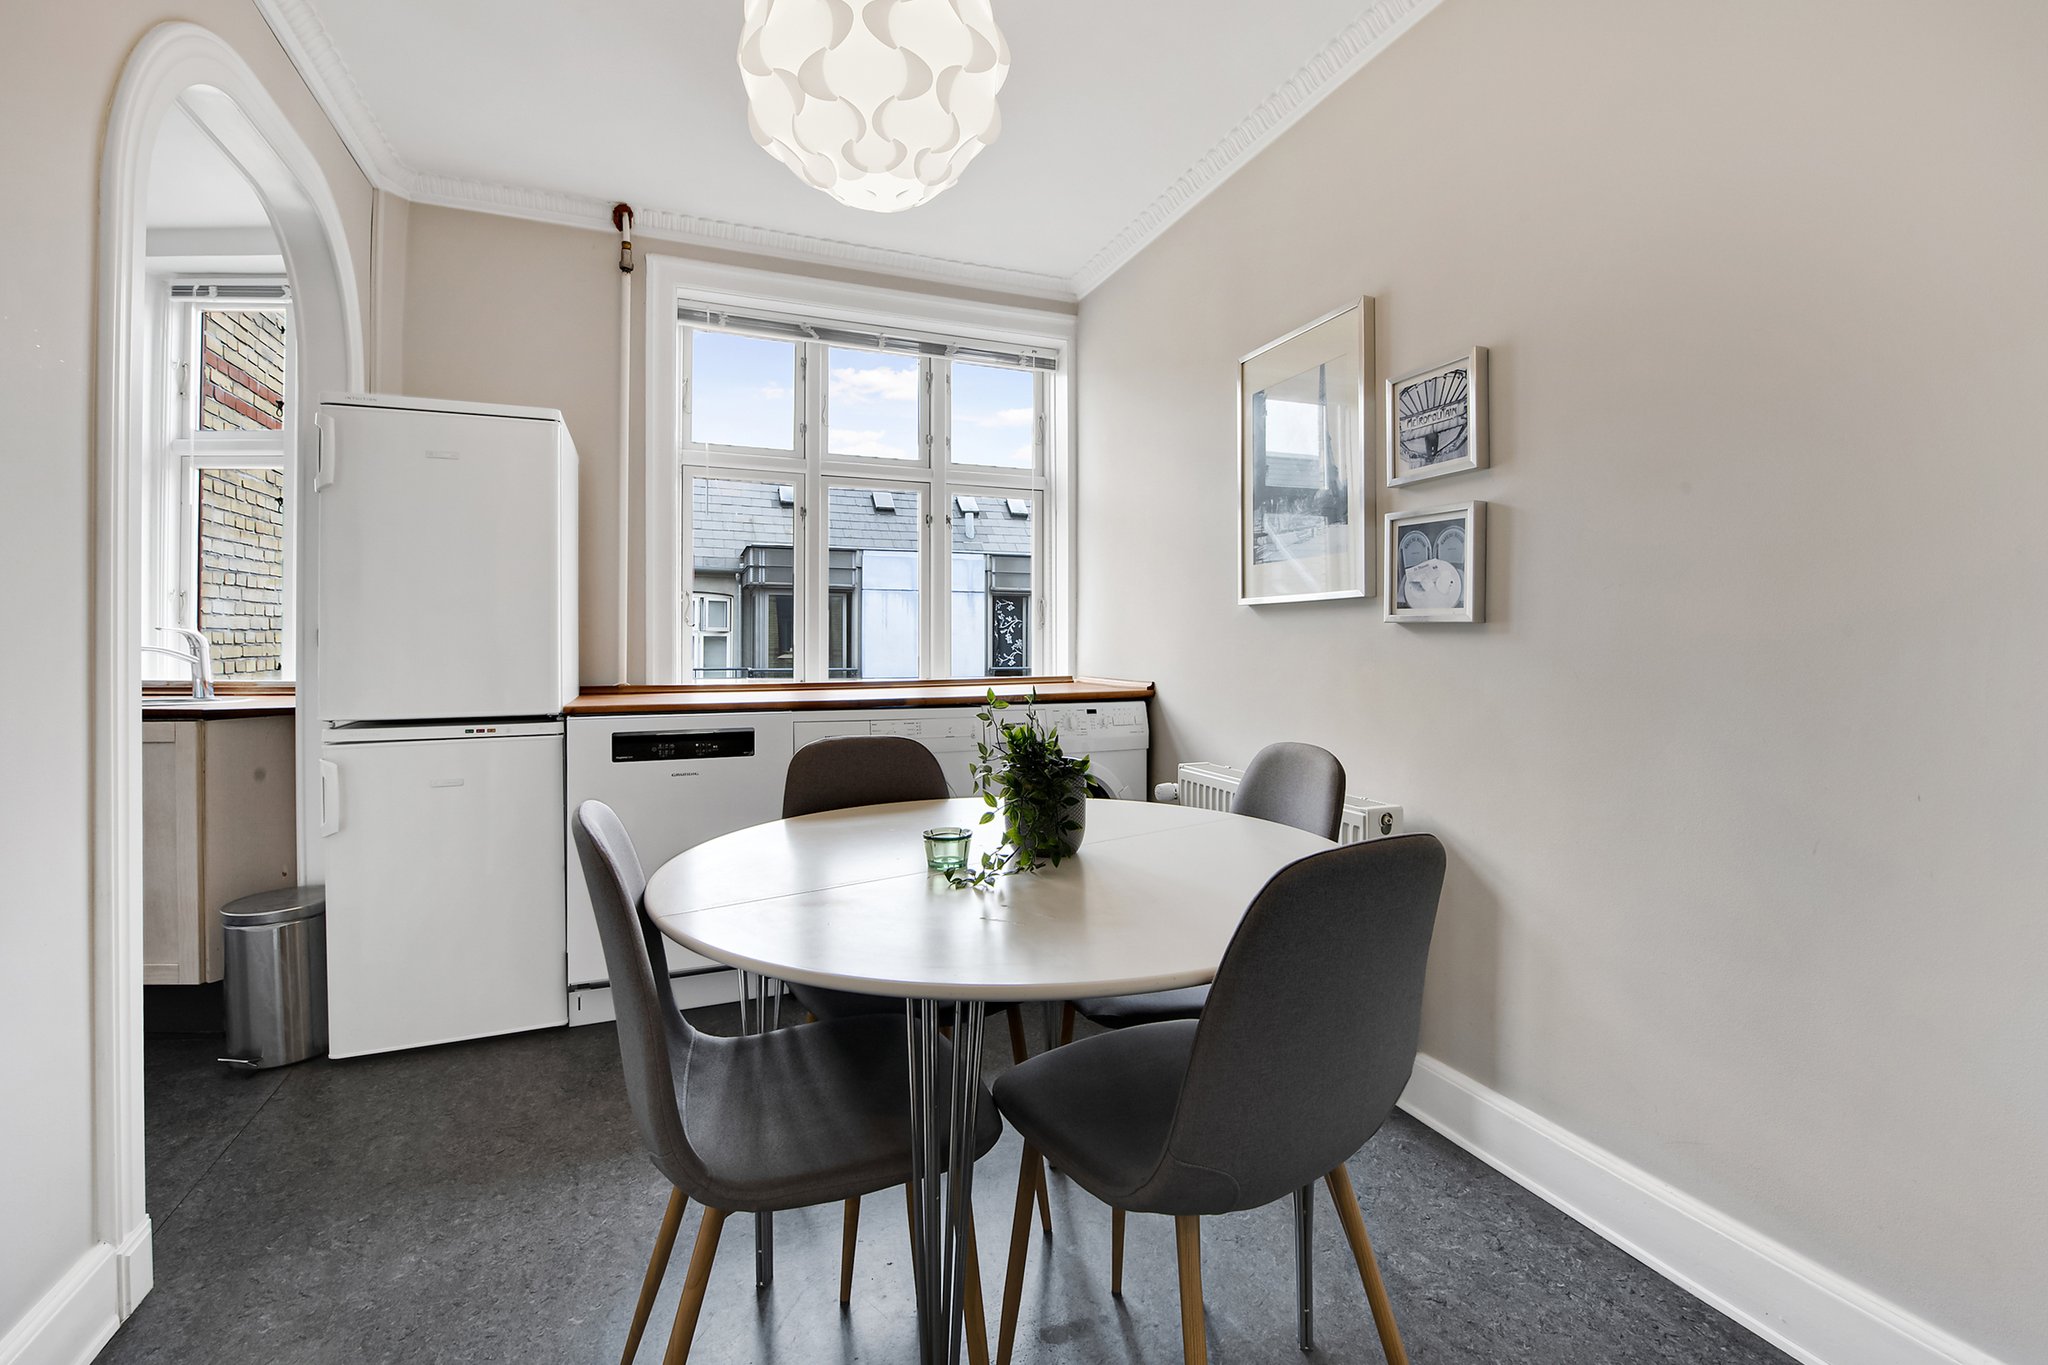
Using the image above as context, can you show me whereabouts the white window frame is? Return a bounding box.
[144,283,297,681]
[645,256,1075,685]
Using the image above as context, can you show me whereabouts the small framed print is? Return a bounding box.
[1385,501,1485,623]
[1238,298,1374,604]
[1386,347,1487,486]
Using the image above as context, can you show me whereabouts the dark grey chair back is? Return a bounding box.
[1233,742,1346,841]
[571,800,709,1191]
[1151,835,1444,1212]
[782,735,949,819]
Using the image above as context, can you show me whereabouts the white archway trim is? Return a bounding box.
[85,19,363,1348]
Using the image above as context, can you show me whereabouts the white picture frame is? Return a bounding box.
[1386,347,1488,486]
[1384,501,1486,623]
[1237,297,1374,604]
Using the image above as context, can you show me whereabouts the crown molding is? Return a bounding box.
[256,0,1441,303]
[1070,0,1444,297]
[400,172,1078,301]
[256,0,416,196]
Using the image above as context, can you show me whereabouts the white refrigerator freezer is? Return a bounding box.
[315,395,577,1058]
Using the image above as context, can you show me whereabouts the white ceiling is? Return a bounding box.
[272,0,1438,297]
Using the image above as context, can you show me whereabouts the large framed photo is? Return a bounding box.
[1386,347,1487,486]
[1238,297,1373,604]
[1385,501,1485,623]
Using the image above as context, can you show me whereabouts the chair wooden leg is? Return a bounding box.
[1110,1206,1126,1297]
[1033,1150,1054,1236]
[660,1205,728,1365]
[996,1144,1041,1365]
[839,1195,861,1307]
[964,1216,991,1365]
[1174,1215,1206,1365]
[1007,1008,1029,1064]
[1058,1002,1076,1047]
[1325,1165,1409,1365]
[621,1187,686,1364]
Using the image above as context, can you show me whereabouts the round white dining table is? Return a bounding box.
[642,797,1333,1365]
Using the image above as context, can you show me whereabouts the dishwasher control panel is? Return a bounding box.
[610,728,756,763]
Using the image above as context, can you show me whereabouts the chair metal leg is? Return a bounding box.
[1110,1206,1126,1297]
[1174,1215,1206,1365]
[840,1196,861,1307]
[621,1187,686,1364]
[660,1205,728,1365]
[1325,1165,1408,1365]
[1294,1183,1314,1352]
[995,1144,1040,1365]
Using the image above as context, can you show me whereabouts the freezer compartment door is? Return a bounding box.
[323,733,567,1056]
[316,402,573,720]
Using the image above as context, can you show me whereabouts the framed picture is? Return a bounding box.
[1384,501,1485,623]
[1386,347,1487,486]
[1238,297,1374,604]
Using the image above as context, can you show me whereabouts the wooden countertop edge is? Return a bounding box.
[564,676,1154,716]
[142,703,298,720]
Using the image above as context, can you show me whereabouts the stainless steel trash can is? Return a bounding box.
[219,886,327,1070]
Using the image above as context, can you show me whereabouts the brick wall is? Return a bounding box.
[196,309,287,677]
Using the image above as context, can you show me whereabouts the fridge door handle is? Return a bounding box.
[319,759,341,836]
[314,411,336,490]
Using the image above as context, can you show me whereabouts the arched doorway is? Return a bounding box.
[93,21,362,1319]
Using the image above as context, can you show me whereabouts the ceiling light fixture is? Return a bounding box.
[738,0,1010,214]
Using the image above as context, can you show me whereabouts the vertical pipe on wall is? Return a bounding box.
[612,204,635,684]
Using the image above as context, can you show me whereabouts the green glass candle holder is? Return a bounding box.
[923,827,973,872]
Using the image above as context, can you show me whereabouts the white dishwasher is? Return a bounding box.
[565,713,795,1022]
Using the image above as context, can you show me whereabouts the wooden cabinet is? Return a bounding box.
[142,716,298,985]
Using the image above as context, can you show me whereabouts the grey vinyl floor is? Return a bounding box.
[104,1006,1795,1365]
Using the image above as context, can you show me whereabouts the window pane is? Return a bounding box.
[689,329,796,450]
[951,493,1031,677]
[199,309,286,432]
[828,486,921,680]
[196,468,286,677]
[950,362,1035,469]
[827,347,919,460]
[691,476,794,679]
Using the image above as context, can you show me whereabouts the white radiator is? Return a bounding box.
[1175,762,1405,843]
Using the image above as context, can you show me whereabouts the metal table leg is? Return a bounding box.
[1295,1183,1314,1351]
[739,970,778,1288]
[905,997,987,1365]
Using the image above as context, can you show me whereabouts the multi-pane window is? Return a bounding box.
[147,288,293,681]
[676,307,1052,684]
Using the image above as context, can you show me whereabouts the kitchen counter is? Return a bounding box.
[142,694,297,721]
[565,675,1153,717]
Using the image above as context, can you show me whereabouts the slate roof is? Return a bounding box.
[692,478,1030,573]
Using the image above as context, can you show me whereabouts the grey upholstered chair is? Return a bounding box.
[572,800,1002,1365]
[779,735,1057,1234]
[993,834,1444,1365]
[1064,741,1347,1036]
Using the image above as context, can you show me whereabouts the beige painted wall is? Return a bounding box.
[398,203,1075,683]
[1075,0,2048,1358]
[0,0,372,1336]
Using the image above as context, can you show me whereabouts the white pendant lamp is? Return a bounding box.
[738,0,1010,213]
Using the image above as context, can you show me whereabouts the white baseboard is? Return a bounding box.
[114,1220,153,1317]
[1396,1055,2004,1365]
[0,1240,125,1365]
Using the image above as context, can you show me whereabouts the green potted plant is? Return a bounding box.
[951,690,1092,887]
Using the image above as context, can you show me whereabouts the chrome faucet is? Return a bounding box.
[142,627,215,699]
